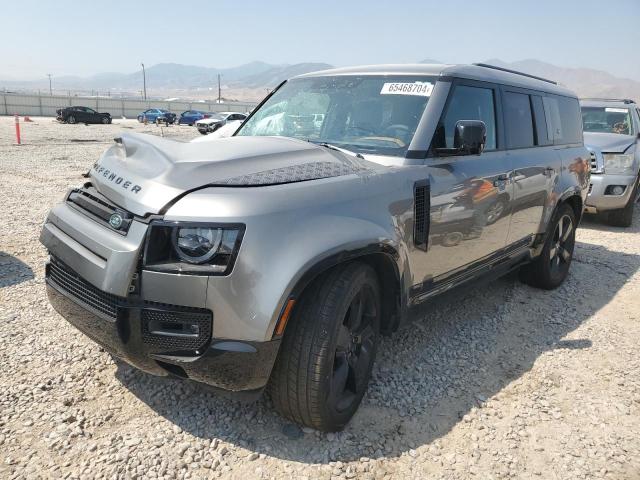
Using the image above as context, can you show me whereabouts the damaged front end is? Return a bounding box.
[40,132,378,395]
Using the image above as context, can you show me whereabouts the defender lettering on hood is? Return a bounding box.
[92,163,142,194]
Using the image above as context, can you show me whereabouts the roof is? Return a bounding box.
[580,98,637,108]
[295,63,577,97]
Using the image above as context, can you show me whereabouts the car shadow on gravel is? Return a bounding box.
[0,252,34,288]
[114,240,639,464]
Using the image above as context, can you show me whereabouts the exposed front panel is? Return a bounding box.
[141,270,209,308]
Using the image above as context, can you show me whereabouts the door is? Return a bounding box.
[411,81,514,285]
[504,91,560,244]
[84,107,99,123]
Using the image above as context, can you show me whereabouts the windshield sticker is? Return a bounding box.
[605,108,628,113]
[380,82,434,97]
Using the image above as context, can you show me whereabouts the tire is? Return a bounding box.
[101,117,110,124]
[442,231,464,247]
[269,262,381,432]
[67,115,76,124]
[485,198,506,225]
[606,180,637,228]
[198,130,208,135]
[519,203,576,290]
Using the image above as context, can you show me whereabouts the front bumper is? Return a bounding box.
[45,259,280,396]
[585,173,637,212]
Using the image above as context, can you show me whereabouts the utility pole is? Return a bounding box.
[46,74,52,95]
[217,74,221,103]
[141,62,147,100]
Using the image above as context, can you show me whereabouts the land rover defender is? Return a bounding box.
[40,64,589,431]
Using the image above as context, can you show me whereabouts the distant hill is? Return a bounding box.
[418,58,640,101]
[481,59,640,101]
[2,59,639,102]
[0,62,333,92]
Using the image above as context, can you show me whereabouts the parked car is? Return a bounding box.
[137,109,177,124]
[56,106,111,124]
[190,120,244,142]
[40,63,589,432]
[581,98,640,227]
[195,112,247,134]
[178,110,216,126]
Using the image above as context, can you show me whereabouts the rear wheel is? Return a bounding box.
[606,180,638,227]
[67,115,76,124]
[520,203,576,290]
[269,262,381,431]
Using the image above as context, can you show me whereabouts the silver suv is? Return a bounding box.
[40,64,589,431]
[581,98,640,226]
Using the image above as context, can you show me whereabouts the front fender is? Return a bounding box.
[205,213,403,342]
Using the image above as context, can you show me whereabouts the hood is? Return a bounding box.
[583,132,636,153]
[90,133,376,216]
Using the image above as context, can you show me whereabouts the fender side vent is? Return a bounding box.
[414,180,430,251]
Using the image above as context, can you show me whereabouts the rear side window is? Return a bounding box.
[504,91,534,149]
[543,96,582,145]
[435,85,497,150]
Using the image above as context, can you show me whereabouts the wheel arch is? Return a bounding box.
[284,244,404,337]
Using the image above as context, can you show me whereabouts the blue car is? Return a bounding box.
[178,110,215,126]
[137,109,177,124]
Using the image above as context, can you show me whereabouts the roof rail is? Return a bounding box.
[580,98,636,104]
[473,63,557,85]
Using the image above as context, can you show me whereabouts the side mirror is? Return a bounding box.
[453,120,486,155]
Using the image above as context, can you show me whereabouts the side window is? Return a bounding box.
[543,96,581,144]
[435,85,497,150]
[543,97,562,143]
[503,91,534,149]
[557,96,582,144]
[531,95,551,146]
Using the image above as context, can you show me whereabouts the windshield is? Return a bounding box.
[236,76,435,157]
[582,106,635,135]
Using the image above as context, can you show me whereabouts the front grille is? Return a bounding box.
[588,183,593,195]
[589,152,597,172]
[67,186,133,234]
[48,258,120,318]
[141,309,212,353]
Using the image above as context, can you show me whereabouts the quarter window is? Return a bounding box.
[435,85,497,151]
[504,91,534,149]
[543,96,582,145]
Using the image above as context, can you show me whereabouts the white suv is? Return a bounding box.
[582,99,640,226]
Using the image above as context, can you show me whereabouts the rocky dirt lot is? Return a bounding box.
[0,116,639,479]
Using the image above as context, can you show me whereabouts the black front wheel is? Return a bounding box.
[67,115,76,124]
[520,203,576,290]
[269,262,381,431]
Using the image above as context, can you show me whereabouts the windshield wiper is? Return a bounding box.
[310,141,365,159]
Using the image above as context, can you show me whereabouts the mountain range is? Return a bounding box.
[2,59,639,102]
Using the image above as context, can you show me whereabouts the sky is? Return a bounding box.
[1,0,639,80]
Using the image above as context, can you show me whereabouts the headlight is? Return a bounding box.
[144,222,244,275]
[603,153,635,174]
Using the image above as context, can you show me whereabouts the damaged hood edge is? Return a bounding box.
[90,132,377,216]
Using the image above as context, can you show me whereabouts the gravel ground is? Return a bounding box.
[1,116,639,480]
